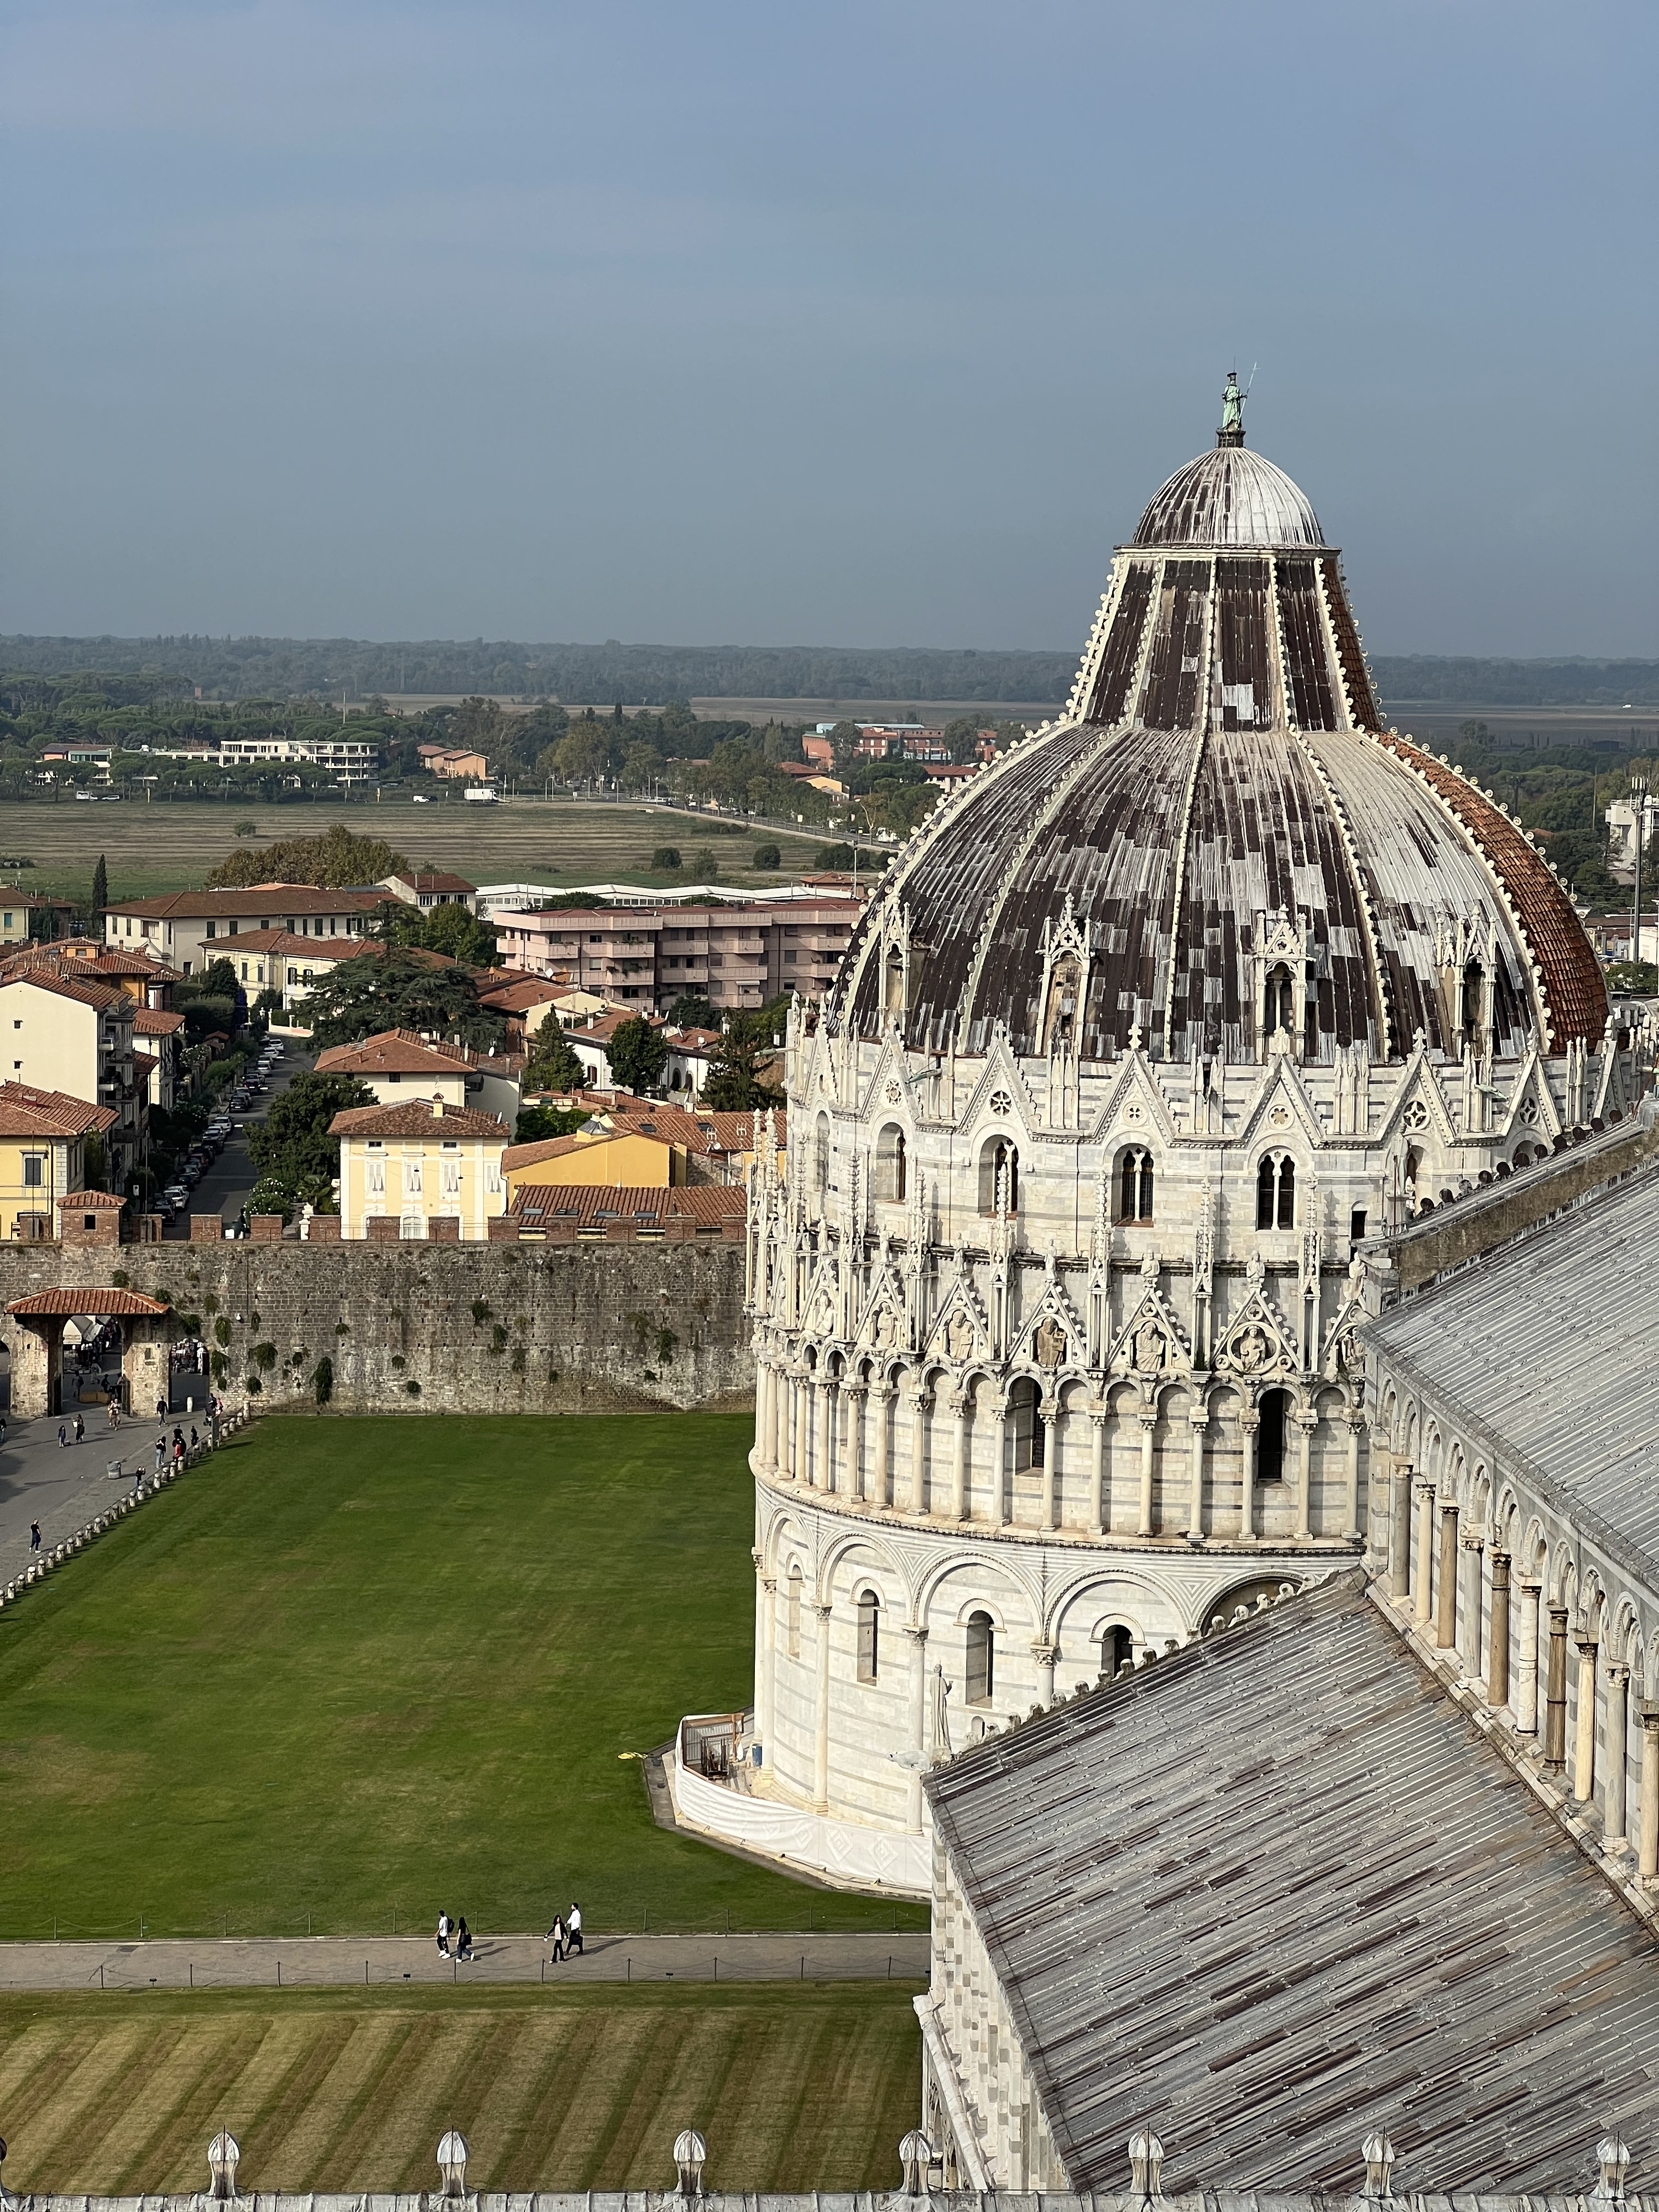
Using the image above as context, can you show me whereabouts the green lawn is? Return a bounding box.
[0,1983,921,2193]
[0,1415,925,1938]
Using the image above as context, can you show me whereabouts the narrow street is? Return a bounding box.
[164,1036,312,1237]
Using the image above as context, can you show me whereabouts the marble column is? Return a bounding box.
[1089,1407,1107,1536]
[1639,1700,1659,1883]
[1137,1409,1157,1538]
[1459,1533,1483,1676]
[844,1386,866,1500]
[1239,1411,1259,1541]
[1436,1505,1459,1649]
[1343,1411,1364,1541]
[1573,1634,1599,1803]
[1294,1407,1317,1541]
[756,1362,775,1472]
[1605,1663,1631,1846]
[904,1625,930,1833]
[873,1386,894,1508]
[794,1373,811,1486]
[989,1397,1009,1528]
[1487,1551,1511,1710]
[756,1570,777,1749]
[1516,1579,1542,1734]
[821,1381,838,1494]
[1389,1455,1413,1601]
[1543,1604,1569,1773]
[1187,1410,1207,1543]
[1032,1642,1058,1708]
[1040,1406,1057,1532]
[1414,1482,1436,1626]
[908,1381,930,1516]
[811,1601,833,1813]
[949,1391,969,1522]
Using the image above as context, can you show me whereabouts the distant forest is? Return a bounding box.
[4,634,1657,709]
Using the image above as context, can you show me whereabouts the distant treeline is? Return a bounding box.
[3,635,1657,711]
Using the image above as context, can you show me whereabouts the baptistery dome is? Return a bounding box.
[836,429,1605,1066]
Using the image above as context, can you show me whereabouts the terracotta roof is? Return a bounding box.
[500,1133,586,1172]
[59,1189,123,1208]
[601,1101,782,1155]
[317,1029,471,1077]
[330,1098,507,1139]
[0,1082,119,1140]
[208,926,327,955]
[0,969,127,1014]
[7,1287,168,1317]
[133,1008,186,1036]
[105,888,384,920]
[478,975,565,1014]
[385,870,477,895]
[509,1182,745,1229]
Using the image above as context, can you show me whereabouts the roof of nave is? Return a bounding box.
[1365,1156,1659,1590]
[831,421,1605,1068]
[925,1569,1659,2199]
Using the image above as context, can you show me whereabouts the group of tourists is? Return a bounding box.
[435,1910,474,1961]
[545,1902,583,1963]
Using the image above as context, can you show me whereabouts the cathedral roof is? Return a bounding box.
[925,1571,1659,2196]
[837,429,1605,1065]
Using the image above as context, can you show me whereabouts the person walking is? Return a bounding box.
[456,1917,473,1963]
[57,1421,67,1448]
[567,1902,583,1956]
[29,1521,40,1554]
[153,1436,165,1475]
[155,1395,166,1422]
[436,1911,451,1957]
[132,1463,143,1496]
[189,1426,200,1452]
[74,1414,84,1446]
[546,1913,566,1965]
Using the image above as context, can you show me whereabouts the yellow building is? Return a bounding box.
[0,969,143,1188]
[0,1082,119,1239]
[331,1096,509,1241]
[503,1124,687,1196]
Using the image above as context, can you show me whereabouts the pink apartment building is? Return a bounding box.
[493,899,861,1011]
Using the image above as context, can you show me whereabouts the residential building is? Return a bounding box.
[503,1123,688,1194]
[0,970,143,1187]
[316,1030,471,1108]
[508,1181,747,1243]
[153,735,380,782]
[418,746,491,781]
[1603,792,1659,877]
[475,972,565,1047]
[378,871,478,913]
[812,721,953,761]
[0,1082,119,1239]
[132,1008,184,1110]
[0,889,64,945]
[330,1095,509,1240]
[664,1024,722,1100]
[494,898,859,1011]
[103,887,383,977]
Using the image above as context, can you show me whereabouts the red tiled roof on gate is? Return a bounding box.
[59,1190,123,1209]
[7,1287,169,1317]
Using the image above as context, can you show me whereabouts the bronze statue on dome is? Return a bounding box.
[1219,369,1246,444]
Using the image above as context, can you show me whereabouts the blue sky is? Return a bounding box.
[2,0,1655,655]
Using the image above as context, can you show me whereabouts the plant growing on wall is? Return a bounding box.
[312,1356,333,1407]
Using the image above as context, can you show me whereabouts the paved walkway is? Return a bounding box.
[0,1415,149,1583]
[0,1932,930,1991]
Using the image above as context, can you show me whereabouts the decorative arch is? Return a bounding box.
[1203,1572,1301,1633]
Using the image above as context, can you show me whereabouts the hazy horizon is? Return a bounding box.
[4,2,1656,660]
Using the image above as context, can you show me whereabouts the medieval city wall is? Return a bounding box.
[0,1243,753,1416]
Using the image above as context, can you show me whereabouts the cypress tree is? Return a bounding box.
[91,853,108,919]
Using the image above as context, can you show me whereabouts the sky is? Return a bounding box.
[2,0,1656,657]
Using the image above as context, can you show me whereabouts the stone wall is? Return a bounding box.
[0,1243,753,1416]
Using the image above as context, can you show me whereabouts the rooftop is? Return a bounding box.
[925,1569,1659,2195]
[317,1027,472,1077]
[0,1081,119,1140]
[329,1098,508,1140]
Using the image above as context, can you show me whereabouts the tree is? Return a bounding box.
[944,716,985,765]
[827,719,863,770]
[814,842,857,869]
[522,1011,586,1093]
[702,1027,784,1111]
[666,993,719,1030]
[304,949,505,1051]
[753,842,780,869]
[692,848,719,879]
[195,956,239,999]
[652,846,682,870]
[248,1175,295,1224]
[91,853,108,919]
[606,1014,668,1095]
[234,819,258,837]
[416,902,500,968]
[514,1102,591,1142]
[248,1071,374,1207]
[205,823,408,890]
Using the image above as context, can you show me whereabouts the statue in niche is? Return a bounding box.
[871,1305,898,1348]
[1336,1327,1364,1379]
[1034,1317,1069,1370]
[930,1666,953,1760]
[1230,1324,1272,1374]
[944,1310,975,1364]
[1131,1317,1167,1374]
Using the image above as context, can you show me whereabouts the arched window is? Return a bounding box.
[1257,1387,1290,1484]
[966,1611,995,1705]
[857,1589,880,1682]
[1256,1152,1295,1230]
[813,1113,830,1200]
[875,1124,907,1203]
[1117,1146,1154,1223]
[1009,1377,1044,1471]
[1264,963,1295,1037]
[1104,1624,1134,1678]
[786,1564,802,1659]
[1462,961,1484,1044]
[978,1137,1019,1215]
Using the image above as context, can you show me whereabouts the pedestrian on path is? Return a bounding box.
[57,1422,67,1448]
[189,1426,200,1452]
[154,1436,165,1474]
[74,1414,84,1446]
[29,1521,40,1553]
[133,1464,143,1495]
[456,1918,473,1963]
[567,1902,583,1955]
[546,1914,566,1964]
[154,1395,166,1422]
[436,1911,451,1957]
[0,1415,8,1446]
[106,1401,118,1432]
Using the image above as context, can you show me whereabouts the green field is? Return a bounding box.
[0,1983,921,2193]
[0,1415,923,1938]
[7,797,833,906]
